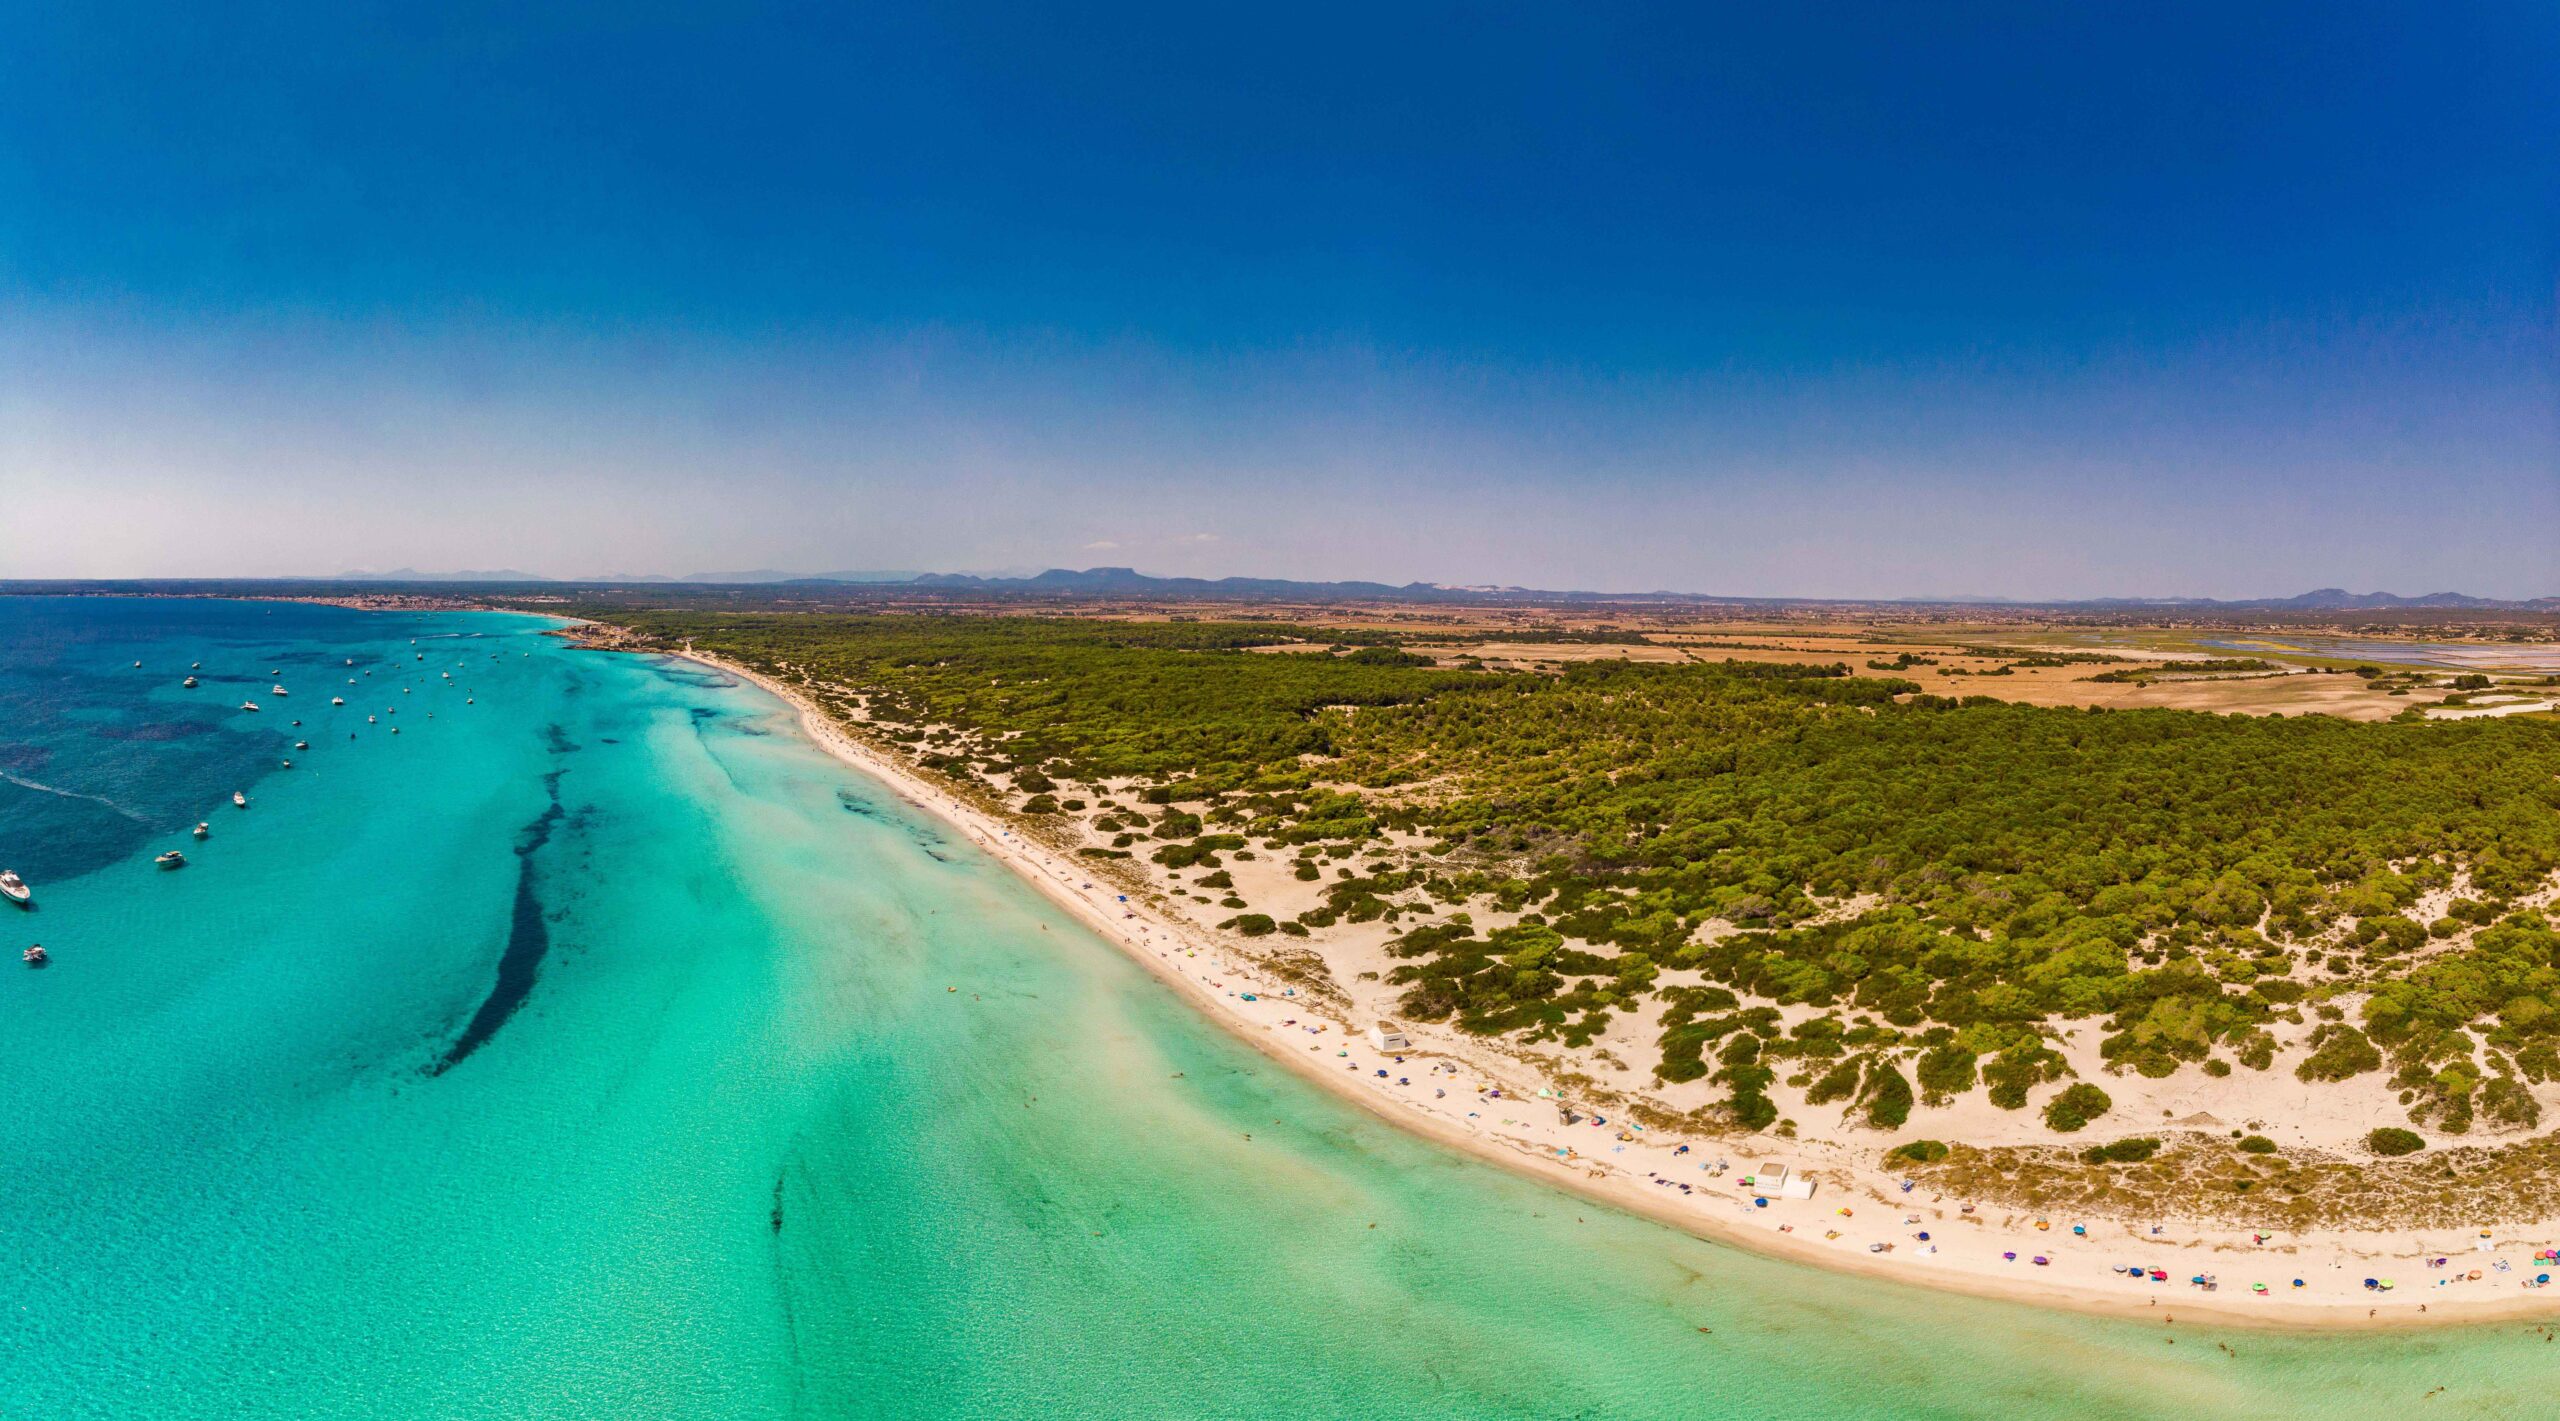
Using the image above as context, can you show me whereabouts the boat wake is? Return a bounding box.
[0,769,152,825]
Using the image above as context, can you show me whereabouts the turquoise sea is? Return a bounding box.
[4,595,2555,1419]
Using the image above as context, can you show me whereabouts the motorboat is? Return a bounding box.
[232,791,248,808]
[22,945,46,966]
[271,684,289,696]
[194,822,209,839]
[294,740,308,750]
[367,715,377,724]
[156,850,187,869]
[182,675,199,688]
[240,701,261,713]
[280,759,292,768]
[332,696,345,706]
[0,870,28,906]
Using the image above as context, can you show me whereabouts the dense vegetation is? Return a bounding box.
[613,611,2560,1139]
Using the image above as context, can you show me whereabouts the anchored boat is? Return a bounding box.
[1,870,28,906]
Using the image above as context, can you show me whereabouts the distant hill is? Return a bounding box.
[11,569,2552,610]
[872,568,2560,610]
[2260,588,2534,611]
[332,567,553,582]
[680,569,926,585]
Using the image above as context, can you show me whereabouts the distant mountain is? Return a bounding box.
[675,569,927,584]
[2259,588,2511,610]
[331,567,553,582]
[912,566,1457,599]
[893,568,2560,609]
[20,569,2551,611]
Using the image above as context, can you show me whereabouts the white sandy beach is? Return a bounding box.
[670,640,2560,1331]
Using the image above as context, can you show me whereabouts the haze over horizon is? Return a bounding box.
[5,3,2556,597]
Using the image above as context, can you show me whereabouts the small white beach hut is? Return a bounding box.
[1369,1022,1413,1052]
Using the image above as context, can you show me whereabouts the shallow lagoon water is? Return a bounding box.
[4,596,2556,1419]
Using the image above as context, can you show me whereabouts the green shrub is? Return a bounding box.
[2079,1136,2160,1164]
[1886,1139,1950,1166]
[1220,914,1278,938]
[1862,1061,1914,1129]
[1915,1045,1977,1104]
[2366,1127,2425,1157]
[1805,1057,1864,1106]
[2237,1135,2276,1153]
[2042,1082,2112,1133]
[2296,1024,2382,1082]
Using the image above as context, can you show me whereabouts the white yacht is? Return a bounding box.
[156,850,187,869]
[182,675,199,688]
[194,822,209,839]
[271,684,289,696]
[232,791,248,808]
[1,870,29,906]
[240,701,261,713]
[332,696,345,706]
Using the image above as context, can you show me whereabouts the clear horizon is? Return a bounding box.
[5,3,2556,597]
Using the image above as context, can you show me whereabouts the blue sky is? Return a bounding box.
[3,2,2554,595]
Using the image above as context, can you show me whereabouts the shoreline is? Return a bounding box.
[630,632,2558,1332]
